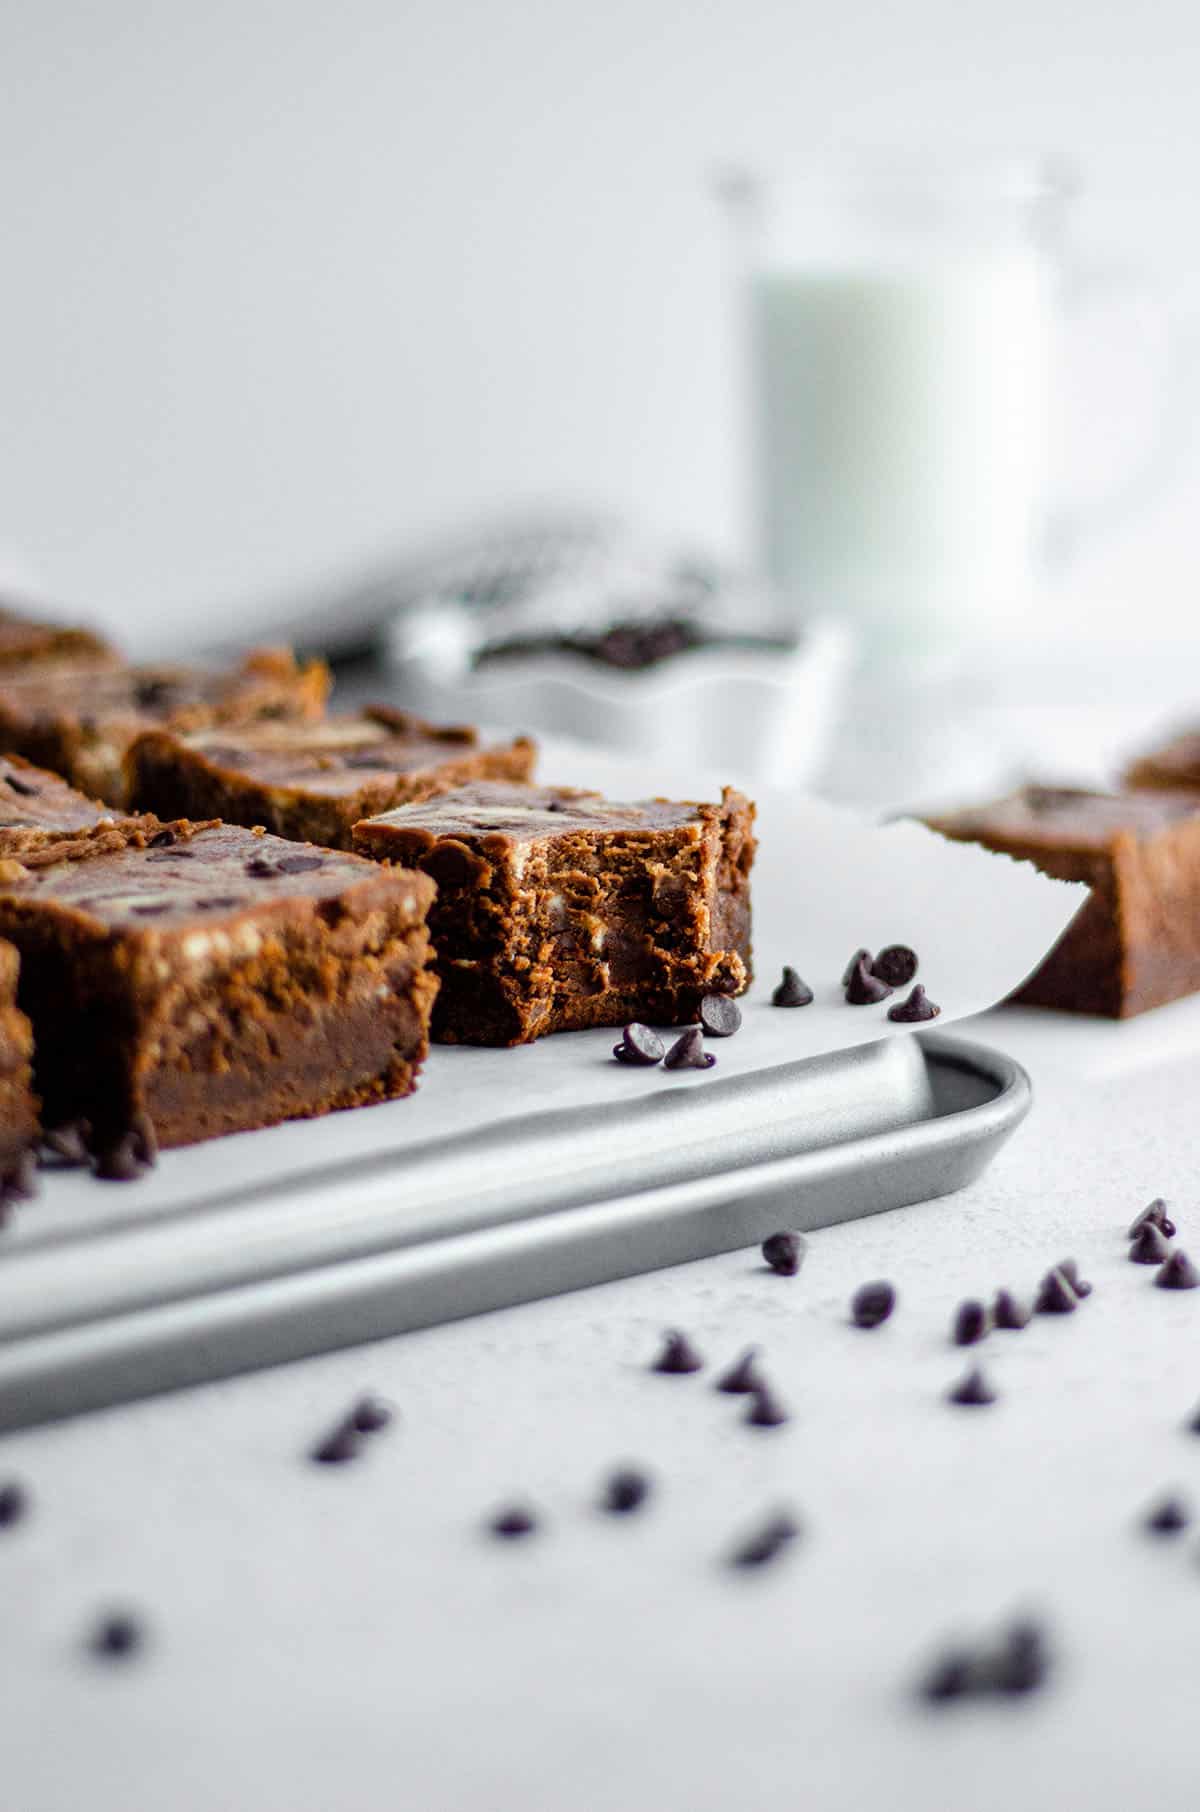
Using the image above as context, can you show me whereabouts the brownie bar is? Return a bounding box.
[0,599,117,671]
[0,819,437,1151]
[353,780,755,1046]
[0,646,330,806]
[0,939,38,1188]
[126,708,537,850]
[926,784,1200,1017]
[0,754,144,860]
[1124,727,1200,793]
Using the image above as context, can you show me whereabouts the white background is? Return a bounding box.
[2,0,1200,650]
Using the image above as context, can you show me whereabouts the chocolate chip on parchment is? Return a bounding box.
[1130,1223,1171,1265]
[350,1394,394,1435]
[992,1290,1031,1331]
[851,1280,896,1328]
[89,1612,145,1660]
[716,1348,764,1394]
[602,1468,652,1514]
[490,1504,538,1539]
[1058,1258,1092,1298]
[953,1300,989,1346]
[1144,1494,1190,1534]
[0,1480,28,1528]
[947,1365,996,1407]
[842,948,873,987]
[920,1647,976,1702]
[771,966,813,1008]
[1034,1268,1077,1314]
[745,1384,789,1428]
[1129,1197,1176,1240]
[652,1330,704,1374]
[1186,1403,1200,1435]
[94,1115,156,1183]
[42,1120,91,1167]
[612,1023,665,1066]
[871,945,918,987]
[1157,1250,1200,1291]
[887,984,940,1023]
[311,1420,362,1465]
[845,958,892,1006]
[762,1230,806,1276]
[985,1620,1051,1695]
[663,1027,715,1070]
[730,1511,799,1569]
[699,994,741,1037]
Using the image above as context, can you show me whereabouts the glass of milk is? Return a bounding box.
[728,155,1069,642]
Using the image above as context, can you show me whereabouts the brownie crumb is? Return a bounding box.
[992,1289,1031,1331]
[612,1023,666,1066]
[762,1230,806,1276]
[350,1394,394,1435]
[652,1330,704,1374]
[490,1504,538,1539]
[1157,1249,1200,1291]
[89,1612,145,1661]
[845,957,892,1005]
[771,966,814,1008]
[1034,1267,1078,1314]
[716,1347,764,1394]
[1130,1222,1171,1265]
[602,1467,652,1514]
[953,1300,989,1346]
[730,1511,800,1569]
[663,1027,716,1071]
[1129,1197,1177,1240]
[887,984,940,1024]
[0,1480,28,1528]
[851,1280,896,1328]
[871,945,919,987]
[745,1384,789,1428]
[1144,1494,1190,1534]
[699,994,741,1037]
[948,1365,996,1407]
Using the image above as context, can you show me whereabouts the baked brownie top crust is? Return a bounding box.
[157,711,532,801]
[929,785,1200,854]
[0,648,328,737]
[0,756,113,834]
[361,781,709,849]
[0,821,434,936]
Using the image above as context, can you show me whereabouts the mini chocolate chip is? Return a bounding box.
[716,1347,764,1394]
[41,1120,88,1166]
[1157,1249,1200,1291]
[90,1612,144,1660]
[842,948,873,987]
[652,1330,704,1374]
[1144,1494,1190,1534]
[851,1280,896,1328]
[1058,1258,1092,1298]
[948,1365,996,1406]
[612,1023,665,1066]
[4,773,37,797]
[1130,1197,1177,1240]
[602,1468,651,1514]
[147,828,177,848]
[745,1384,789,1428]
[350,1394,394,1435]
[887,984,940,1023]
[762,1230,806,1276]
[920,1648,976,1703]
[1034,1268,1077,1314]
[986,1621,1050,1694]
[490,1504,537,1538]
[1131,1223,1171,1264]
[94,1133,152,1183]
[0,1480,28,1527]
[845,957,892,1006]
[699,994,741,1037]
[771,966,813,1008]
[311,1420,362,1465]
[276,854,325,874]
[953,1300,989,1346]
[730,1511,799,1569]
[871,945,919,987]
[663,1027,715,1070]
[992,1289,1031,1331]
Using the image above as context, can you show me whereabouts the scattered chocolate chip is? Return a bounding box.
[947,1366,997,1406]
[602,1467,652,1514]
[0,1480,28,1527]
[1058,1258,1093,1298]
[851,1280,896,1328]
[490,1504,538,1539]
[985,1620,1051,1694]
[147,828,177,848]
[89,1612,144,1660]
[745,1384,789,1428]
[887,984,940,1023]
[663,1027,715,1070]
[1129,1198,1177,1240]
[612,1023,665,1066]
[730,1511,799,1569]
[276,854,325,874]
[716,1348,764,1394]
[1130,1222,1171,1265]
[311,1419,362,1465]
[652,1330,704,1374]
[762,1230,806,1276]
[1157,1249,1200,1291]
[920,1647,976,1702]
[1144,1494,1190,1534]
[699,994,741,1037]
[1034,1268,1077,1314]
[871,945,918,987]
[350,1394,394,1435]
[41,1121,91,1167]
[992,1289,1031,1331]
[845,957,892,1006]
[94,1119,156,1184]
[842,948,873,987]
[953,1300,989,1346]
[771,966,813,1008]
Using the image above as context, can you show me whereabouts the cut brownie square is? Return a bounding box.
[0,646,330,806]
[926,784,1200,1017]
[0,938,38,1195]
[1124,727,1200,793]
[0,819,437,1152]
[352,781,755,1045]
[126,708,537,850]
[0,599,117,671]
[0,754,142,860]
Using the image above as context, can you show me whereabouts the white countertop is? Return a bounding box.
[6,995,1200,1812]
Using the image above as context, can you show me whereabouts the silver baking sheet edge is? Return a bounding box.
[0,1034,1029,1432]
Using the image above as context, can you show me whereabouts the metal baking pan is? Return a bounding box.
[0,1032,1029,1432]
